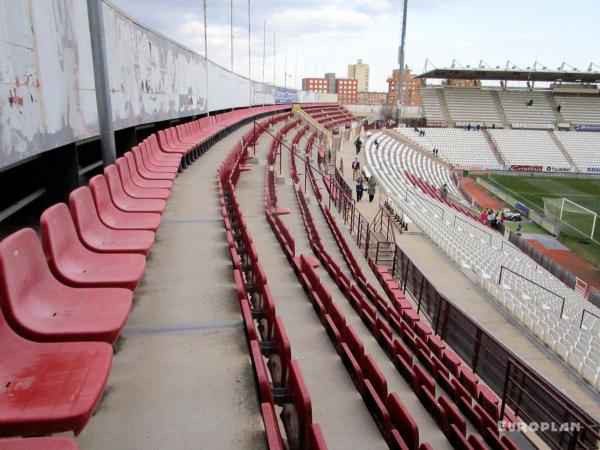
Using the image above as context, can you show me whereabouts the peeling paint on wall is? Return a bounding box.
[0,0,98,168]
[0,0,335,170]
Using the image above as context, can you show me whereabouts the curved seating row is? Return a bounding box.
[216,113,327,450]
[0,104,292,440]
[302,131,523,450]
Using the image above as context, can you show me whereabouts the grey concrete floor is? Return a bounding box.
[235,122,388,450]
[78,124,266,450]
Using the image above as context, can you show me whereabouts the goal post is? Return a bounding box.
[544,197,599,244]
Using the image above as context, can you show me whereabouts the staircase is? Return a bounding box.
[489,90,510,128]
[435,88,453,127]
[548,130,579,171]
[546,93,566,124]
[294,108,332,146]
[481,128,507,168]
[384,129,452,170]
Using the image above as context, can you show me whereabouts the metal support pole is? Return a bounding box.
[273,32,276,87]
[396,0,408,124]
[248,0,251,107]
[230,0,234,72]
[203,0,209,117]
[262,20,266,106]
[87,0,116,166]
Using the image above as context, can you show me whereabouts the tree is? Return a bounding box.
[380,104,399,126]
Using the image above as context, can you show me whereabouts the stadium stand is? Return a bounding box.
[487,129,572,169]
[497,90,557,127]
[441,87,503,127]
[366,132,600,393]
[419,87,447,125]
[395,128,503,170]
[556,95,600,125]
[256,118,532,449]
[0,104,316,446]
[555,131,600,171]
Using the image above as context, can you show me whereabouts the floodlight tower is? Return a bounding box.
[396,0,408,124]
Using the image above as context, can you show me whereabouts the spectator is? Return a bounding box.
[374,138,380,149]
[439,183,448,201]
[356,178,365,201]
[557,104,562,112]
[476,124,480,131]
[480,209,488,223]
[352,157,360,181]
[467,123,471,131]
[368,176,377,202]
[339,157,344,175]
[354,137,362,155]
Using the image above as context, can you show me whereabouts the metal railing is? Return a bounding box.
[498,265,567,319]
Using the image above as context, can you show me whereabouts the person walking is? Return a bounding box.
[368,175,377,202]
[352,157,360,181]
[354,137,362,155]
[356,178,365,202]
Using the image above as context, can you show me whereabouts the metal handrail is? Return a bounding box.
[498,265,567,319]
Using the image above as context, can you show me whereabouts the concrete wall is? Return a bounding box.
[0,0,99,169]
[0,0,336,170]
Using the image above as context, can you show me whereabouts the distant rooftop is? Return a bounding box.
[417,67,600,83]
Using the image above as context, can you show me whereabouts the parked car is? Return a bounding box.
[503,208,522,222]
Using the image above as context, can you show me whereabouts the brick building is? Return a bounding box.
[302,75,357,103]
[302,78,328,93]
[335,78,358,104]
[386,67,423,106]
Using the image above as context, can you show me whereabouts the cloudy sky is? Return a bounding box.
[111,0,600,92]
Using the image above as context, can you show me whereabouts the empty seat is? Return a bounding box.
[115,157,170,200]
[69,187,155,255]
[0,437,79,449]
[104,166,166,214]
[0,229,131,344]
[90,175,161,231]
[122,153,173,189]
[40,203,146,290]
[0,311,112,436]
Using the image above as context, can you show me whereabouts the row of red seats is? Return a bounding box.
[0,104,291,445]
[217,113,327,450]
[272,128,429,450]
[307,138,521,450]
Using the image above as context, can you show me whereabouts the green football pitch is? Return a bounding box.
[484,175,600,264]
[485,174,600,215]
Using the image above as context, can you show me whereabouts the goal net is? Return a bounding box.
[544,197,599,243]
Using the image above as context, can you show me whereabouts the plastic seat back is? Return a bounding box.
[40,203,86,266]
[0,229,50,317]
[69,186,103,238]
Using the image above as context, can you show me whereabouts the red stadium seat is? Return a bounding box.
[122,153,173,189]
[40,203,146,290]
[129,148,176,181]
[0,311,112,436]
[0,438,79,449]
[69,187,155,255]
[90,175,161,231]
[361,355,390,432]
[0,229,131,344]
[387,393,419,450]
[115,157,170,200]
[260,402,284,450]
[104,166,166,214]
[281,360,312,450]
[306,423,328,450]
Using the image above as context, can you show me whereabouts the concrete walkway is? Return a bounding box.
[337,133,600,421]
[78,124,265,450]
[235,121,387,450]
